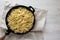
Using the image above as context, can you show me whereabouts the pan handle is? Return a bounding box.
[6,30,11,35]
[28,6,35,13]
[0,30,10,40]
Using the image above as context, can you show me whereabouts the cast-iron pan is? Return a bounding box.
[5,5,35,35]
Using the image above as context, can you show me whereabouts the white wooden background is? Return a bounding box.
[0,0,60,40]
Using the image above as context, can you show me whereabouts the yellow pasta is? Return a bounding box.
[7,7,34,33]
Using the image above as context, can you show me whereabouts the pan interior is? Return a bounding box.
[7,7,34,33]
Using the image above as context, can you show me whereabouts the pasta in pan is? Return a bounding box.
[7,7,34,33]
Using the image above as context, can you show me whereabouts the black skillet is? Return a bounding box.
[5,5,35,35]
